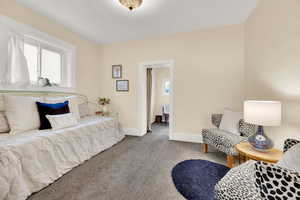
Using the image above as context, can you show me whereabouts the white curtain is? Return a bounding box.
[151,69,156,123]
[146,68,153,132]
[5,34,30,87]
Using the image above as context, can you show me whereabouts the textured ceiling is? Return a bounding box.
[16,0,258,44]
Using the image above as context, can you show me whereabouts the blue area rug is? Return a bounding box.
[171,160,230,200]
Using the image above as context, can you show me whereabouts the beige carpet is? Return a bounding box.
[28,123,226,200]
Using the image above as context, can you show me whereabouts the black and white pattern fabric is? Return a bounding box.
[202,114,249,156]
[254,161,300,200]
[283,139,300,153]
[239,119,256,137]
[215,161,262,200]
[278,143,300,172]
[202,128,247,156]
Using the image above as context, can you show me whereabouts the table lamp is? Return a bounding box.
[244,101,281,151]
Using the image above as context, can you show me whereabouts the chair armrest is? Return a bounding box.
[283,139,300,153]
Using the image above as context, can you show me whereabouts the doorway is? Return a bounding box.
[137,60,174,138]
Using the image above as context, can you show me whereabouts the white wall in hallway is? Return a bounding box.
[153,68,170,122]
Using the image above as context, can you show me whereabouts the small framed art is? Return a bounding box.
[112,65,122,79]
[116,80,129,92]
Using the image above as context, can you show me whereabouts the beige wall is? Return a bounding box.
[98,24,245,134]
[6,0,298,146]
[245,0,300,148]
[0,0,101,101]
[153,68,170,120]
[0,1,246,139]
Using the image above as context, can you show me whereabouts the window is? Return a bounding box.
[41,49,62,84]
[0,15,76,91]
[24,38,63,85]
[164,80,170,95]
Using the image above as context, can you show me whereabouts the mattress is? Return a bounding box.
[0,116,125,200]
[0,133,10,140]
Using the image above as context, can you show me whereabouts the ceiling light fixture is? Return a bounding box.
[119,0,143,11]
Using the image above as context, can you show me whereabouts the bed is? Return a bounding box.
[0,91,125,200]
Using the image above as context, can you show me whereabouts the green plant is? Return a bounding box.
[98,98,111,105]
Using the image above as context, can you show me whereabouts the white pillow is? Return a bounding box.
[0,111,10,133]
[46,113,78,130]
[4,95,42,134]
[277,143,300,172]
[219,109,243,135]
[44,96,80,120]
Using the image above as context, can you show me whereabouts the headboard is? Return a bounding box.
[0,90,89,112]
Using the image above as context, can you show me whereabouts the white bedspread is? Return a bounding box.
[0,116,125,200]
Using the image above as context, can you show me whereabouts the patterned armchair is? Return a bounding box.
[215,139,300,200]
[202,114,256,168]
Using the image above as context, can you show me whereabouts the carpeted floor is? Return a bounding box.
[28,123,226,200]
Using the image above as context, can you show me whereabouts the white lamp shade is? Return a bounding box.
[244,101,281,126]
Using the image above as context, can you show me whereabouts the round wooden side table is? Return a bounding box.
[236,142,283,164]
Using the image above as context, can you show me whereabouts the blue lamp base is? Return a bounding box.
[248,126,274,152]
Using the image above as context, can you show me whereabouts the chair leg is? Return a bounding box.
[203,144,208,153]
[227,155,234,168]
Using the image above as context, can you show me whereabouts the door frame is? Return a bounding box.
[137,60,175,138]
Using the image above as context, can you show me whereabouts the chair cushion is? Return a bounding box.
[215,160,262,200]
[254,161,300,200]
[202,128,247,155]
[219,109,243,136]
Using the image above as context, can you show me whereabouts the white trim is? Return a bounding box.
[0,85,75,93]
[123,128,142,136]
[137,60,175,139]
[169,132,203,143]
[0,15,76,92]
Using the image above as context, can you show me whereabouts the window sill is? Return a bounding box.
[0,85,75,93]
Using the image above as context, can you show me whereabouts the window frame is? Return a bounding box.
[163,79,171,95]
[24,36,66,86]
[40,46,64,85]
[0,15,76,92]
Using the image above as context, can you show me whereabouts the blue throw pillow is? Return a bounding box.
[36,101,70,130]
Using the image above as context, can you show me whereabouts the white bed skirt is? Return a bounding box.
[0,116,125,200]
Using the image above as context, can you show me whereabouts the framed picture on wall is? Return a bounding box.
[116,80,129,92]
[112,65,122,79]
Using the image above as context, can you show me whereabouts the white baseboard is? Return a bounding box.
[169,132,203,143]
[123,128,142,136]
